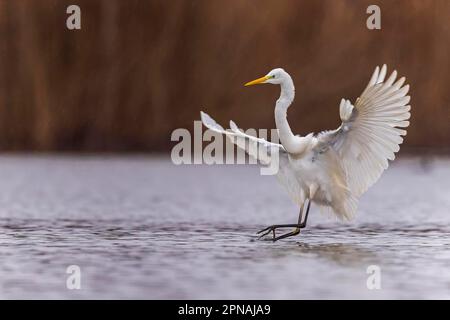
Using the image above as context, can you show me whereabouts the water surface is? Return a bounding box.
[0,156,449,299]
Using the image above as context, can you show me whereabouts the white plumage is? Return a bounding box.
[333,65,410,197]
[201,65,410,240]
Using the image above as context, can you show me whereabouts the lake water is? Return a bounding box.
[0,155,449,299]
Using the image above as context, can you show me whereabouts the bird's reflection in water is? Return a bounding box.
[294,242,378,267]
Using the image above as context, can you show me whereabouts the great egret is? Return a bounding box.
[201,65,410,241]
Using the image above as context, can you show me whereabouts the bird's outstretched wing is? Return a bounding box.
[200,111,285,165]
[318,64,411,197]
[201,111,305,206]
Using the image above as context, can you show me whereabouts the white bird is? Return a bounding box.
[201,65,410,241]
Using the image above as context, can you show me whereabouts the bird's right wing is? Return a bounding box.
[200,111,285,166]
[201,111,306,206]
[320,65,411,197]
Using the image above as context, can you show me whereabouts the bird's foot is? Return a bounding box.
[257,225,277,240]
[257,224,301,241]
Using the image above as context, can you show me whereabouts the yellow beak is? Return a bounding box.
[244,75,270,86]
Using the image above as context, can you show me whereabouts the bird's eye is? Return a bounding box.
[272,75,276,78]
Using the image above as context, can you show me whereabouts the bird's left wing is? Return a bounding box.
[200,111,285,166]
[317,65,410,197]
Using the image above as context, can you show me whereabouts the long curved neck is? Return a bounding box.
[274,77,299,153]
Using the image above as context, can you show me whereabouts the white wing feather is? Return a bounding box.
[201,111,305,206]
[330,65,410,197]
[200,111,285,165]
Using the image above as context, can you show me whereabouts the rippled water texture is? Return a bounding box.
[0,155,449,299]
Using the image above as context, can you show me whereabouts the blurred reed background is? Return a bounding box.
[0,0,448,152]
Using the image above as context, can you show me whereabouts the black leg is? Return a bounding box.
[257,199,312,241]
[300,199,311,228]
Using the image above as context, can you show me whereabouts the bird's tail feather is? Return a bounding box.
[333,189,358,221]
